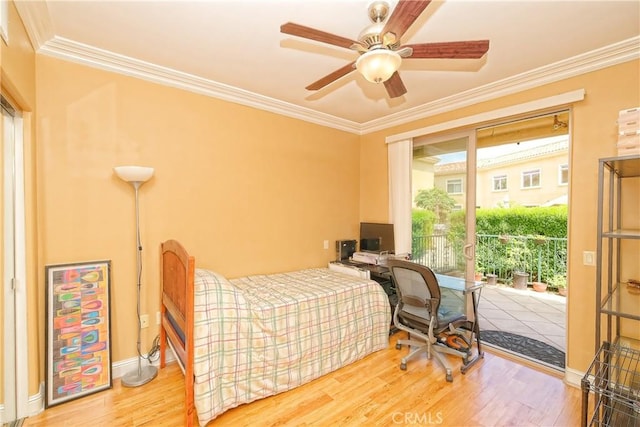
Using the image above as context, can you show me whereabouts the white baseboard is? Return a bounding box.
[112,350,176,379]
[564,366,585,388]
[23,349,176,418]
[1,382,45,420]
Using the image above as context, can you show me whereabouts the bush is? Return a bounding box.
[412,209,436,260]
[412,209,436,237]
[475,206,567,237]
[475,206,568,282]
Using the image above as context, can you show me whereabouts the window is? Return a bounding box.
[522,169,541,188]
[559,164,568,185]
[446,178,463,194]
[492,174,507,191]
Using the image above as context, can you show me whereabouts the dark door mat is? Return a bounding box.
[481,330,565,369]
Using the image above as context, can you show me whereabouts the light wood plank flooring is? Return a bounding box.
[24,333,582,426]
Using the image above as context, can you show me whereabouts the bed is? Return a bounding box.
[158,239,391,426]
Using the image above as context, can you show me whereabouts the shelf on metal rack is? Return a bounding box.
[582,341,640,426]
[600,284,640,321]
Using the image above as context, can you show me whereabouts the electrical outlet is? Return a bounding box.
[583,251,596,266]
[140,314,149,329]
[323,240,329,250]
[156,311,161,325]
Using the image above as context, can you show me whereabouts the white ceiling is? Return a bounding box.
[16,0,640,134]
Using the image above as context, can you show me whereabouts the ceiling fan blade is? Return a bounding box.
[382,0,432,42]
[281,22,358,49]
[306,61,356,91]
[384,72,407,98]
[405,40,490,59]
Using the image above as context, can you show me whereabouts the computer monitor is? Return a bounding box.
[359,222,394,254]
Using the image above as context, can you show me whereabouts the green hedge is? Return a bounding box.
[474,206,567,237]
[446,206,567,242]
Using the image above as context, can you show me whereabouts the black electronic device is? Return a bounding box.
[360,237,380,252]
[336,239,357,261]
[360,222,395,254]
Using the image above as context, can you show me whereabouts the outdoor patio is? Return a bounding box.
[437,279,567,368]
[478,284,566,352]
[412,232,568,366]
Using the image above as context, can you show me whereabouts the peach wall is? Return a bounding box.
[359,60,640,374]
[36,55,361,363]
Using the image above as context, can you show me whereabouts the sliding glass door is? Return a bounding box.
[411,131,477,288]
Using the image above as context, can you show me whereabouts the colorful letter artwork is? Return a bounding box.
[46,261,112,407]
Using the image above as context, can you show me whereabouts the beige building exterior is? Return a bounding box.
[413,138,569,210]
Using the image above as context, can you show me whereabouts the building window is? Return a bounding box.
[453,204,463,211]
[446,178,463,194]
[492,174,508,191]
[522,169,541,189]
[559,164,568,185]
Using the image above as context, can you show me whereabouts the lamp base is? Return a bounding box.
[121,365,158,387]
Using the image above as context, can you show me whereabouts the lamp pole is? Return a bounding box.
[114,166,157,388]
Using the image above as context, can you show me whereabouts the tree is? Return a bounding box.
[414,188,456,224]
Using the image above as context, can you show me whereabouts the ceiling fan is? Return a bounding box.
[280,0,490,98]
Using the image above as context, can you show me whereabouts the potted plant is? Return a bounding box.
[512,271,529,290]
[532,280,548,292]
[533,235,547,246]
[486,273,498,286]
[503,238,531,290]
[548,274,567,296]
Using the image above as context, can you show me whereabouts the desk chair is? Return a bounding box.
[387,259,480,382]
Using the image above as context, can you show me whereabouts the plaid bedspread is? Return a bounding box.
[192,268,390,425]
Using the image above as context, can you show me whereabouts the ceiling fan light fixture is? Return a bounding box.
[355,49,401,83]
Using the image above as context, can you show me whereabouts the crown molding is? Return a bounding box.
[14,0,640,135]
[361,36,640,134]
[13,0,54,50]
[39,36,362,134]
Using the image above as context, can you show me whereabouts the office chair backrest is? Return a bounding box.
[387,259,441,317]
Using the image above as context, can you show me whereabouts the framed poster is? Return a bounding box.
[45,260,112,407]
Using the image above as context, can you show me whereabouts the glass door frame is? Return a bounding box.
[2,95,28,422]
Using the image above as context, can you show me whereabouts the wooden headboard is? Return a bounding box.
[159,239,195,427]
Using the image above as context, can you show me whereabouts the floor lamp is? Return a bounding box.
[114,165,158,387]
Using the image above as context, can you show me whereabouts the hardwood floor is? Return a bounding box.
[24,333,582,426]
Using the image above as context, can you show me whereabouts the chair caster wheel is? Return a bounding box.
[446,373,453,382]
[396,343,401,350]
[400,363,407,370]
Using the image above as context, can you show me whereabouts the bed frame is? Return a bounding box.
[159,239,195,427]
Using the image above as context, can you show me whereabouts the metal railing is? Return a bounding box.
[412,233,567,286]
[411,233,464,274]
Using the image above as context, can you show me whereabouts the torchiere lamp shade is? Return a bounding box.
[114,166,154,183]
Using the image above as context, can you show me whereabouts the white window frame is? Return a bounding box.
[446,178,463,195]
[559,164,569,185]
[521,169,541,189]
[492,174,508,192]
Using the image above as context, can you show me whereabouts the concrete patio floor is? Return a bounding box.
[477,284,567,352]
